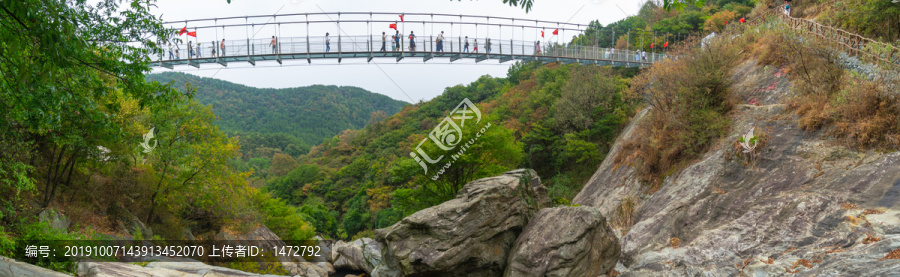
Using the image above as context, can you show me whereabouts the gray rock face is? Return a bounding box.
[573,59,900,275]
[504,206,620,277]
[38,209,70,231]
[0,256,71,277]
[374,169,550,277]
[120,214,153,239]
[331,238,382,274]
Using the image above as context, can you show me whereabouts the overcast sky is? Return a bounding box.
[150,0,645,102]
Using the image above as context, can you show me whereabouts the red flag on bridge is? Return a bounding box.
[664,41,669,48]
[389,23,398,30]
[399,14,404,22]
[541,30,544,37]
[552,29,559,35]
[739,17,746,23]
[178,26,187,35]
[186,31,197,37]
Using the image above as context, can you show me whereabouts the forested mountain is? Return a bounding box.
[148,72,408,155]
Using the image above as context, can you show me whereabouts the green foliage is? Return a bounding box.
[252,190,315,241]
[14,221,96,273]
[663,0,708,11]
[273,62,637,239]
[269,164,322,205]
[147,72,408,157]
[299,204,339,238]
[823,0,900,42]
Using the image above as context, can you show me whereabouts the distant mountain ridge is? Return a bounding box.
[148,72,408,153]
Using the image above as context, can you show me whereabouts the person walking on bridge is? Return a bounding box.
[271,36,278,54]
[394,31,401,51]
[485,38,491,53]
[464,36,469,53]
[220,39,226,57]
[534,41,541,55]
[473,38,478,53]
[381,32,387,52]
[211,41,216,57]
[409,31,416,52]
[168,43,174,60]
[437,31,444,52]
[196,43,202,58]
[784,1,791,16]
[188,41,193,59]
[325,33,331,52]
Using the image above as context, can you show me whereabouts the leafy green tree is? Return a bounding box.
[143,99,245,225]
[0,0,180,210]
[270,153,299,177]
[269,164,321,205]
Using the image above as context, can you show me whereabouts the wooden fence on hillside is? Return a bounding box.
[735,8,900,69]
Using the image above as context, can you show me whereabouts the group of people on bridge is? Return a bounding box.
[167,39,227,60]
[163,26,668,64]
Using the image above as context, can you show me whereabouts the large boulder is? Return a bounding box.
[0,256,71,277]
[504,206,620,277]
[38,209,70,231]
[374,169,550,277]
[215,225,328,276]
[331,237,382,274]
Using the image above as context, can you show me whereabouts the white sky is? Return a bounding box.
[150,0,645,102]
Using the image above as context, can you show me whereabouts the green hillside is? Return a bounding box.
[148,72,408,156]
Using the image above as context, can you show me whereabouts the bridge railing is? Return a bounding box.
[157,34,669,66]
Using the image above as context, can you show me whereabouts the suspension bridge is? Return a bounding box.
[153,12,681,69]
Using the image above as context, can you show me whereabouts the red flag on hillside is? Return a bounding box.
[178,26,187,35]
[552,29,559,35]
[651,43,654,49]
[663,41,669,48]
[541,30,544,37]
[399,14,404,22]
[739,17,745,23]
[724,21,729,25]
[186,31,197,37]
[389,23,398,30]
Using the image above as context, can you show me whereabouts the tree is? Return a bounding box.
[270,153,299,177]
[453,0,534,12]
[143,99,245,225]
[0,0,180,209]
[662,0,706,11]
[393,116,523,213]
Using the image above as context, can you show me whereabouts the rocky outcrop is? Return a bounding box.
[38,209,70,231]
[119,214,153,239]
[573,59,900,275]
[0,256,71,277]
[374,169,550,277]
[214,225,331,276]
[504,206,620,277]
[331,238,382,274]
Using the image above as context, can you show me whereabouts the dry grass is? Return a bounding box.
[616,34,743,186]
[863,208,885,215]
[612,195,637,232]
[670,237,682,249]
[755,26,900,151]
[881,248,900,260]
[840,203,859,210]
[862,233,882,244]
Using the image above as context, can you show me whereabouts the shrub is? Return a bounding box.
[755,26,899,150]
[618,34,741,187]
